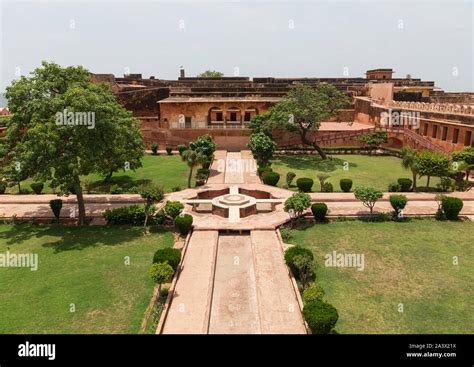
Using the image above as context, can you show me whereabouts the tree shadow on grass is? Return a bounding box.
[0,224,154,253]
[275,156,358,173]
[88,177,152,193]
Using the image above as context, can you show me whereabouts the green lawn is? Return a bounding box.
[290,220,474,334]
[0,224,174,333]
[9,154,189,194]
[271,154,439,192]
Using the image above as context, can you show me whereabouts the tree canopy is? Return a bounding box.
[2,61,144,224]
[197,70,224,77]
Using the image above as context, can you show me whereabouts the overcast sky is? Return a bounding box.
[0,0,473,94]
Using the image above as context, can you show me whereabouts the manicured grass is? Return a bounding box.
[9,154,189,194]
[271,154,439,192]
[290,220,474,334]
[0,224,174,333]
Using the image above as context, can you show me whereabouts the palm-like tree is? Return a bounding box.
[400,147,418,191]
[181,149,208,188]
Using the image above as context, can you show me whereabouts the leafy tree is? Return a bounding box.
[189,134,216,167]
[292,254,315,289]
[138,184,164,233]
[414,151,450,188]
[353,186,383,216]
[197,70,224,77]
[164,200,185,220]
[400,147,418,191]
[2,163,28,193]
[4,61,144,225]
[149,262,174,292]
[452,146,474,182]
[359,131,388,154]
[247,132,276,167]
[181,149,208,188]
[284,192,312,226]
[253,83,349,160]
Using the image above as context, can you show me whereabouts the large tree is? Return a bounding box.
[414,150,450,189]
[251,83,349,160]
[4,61,144,225]
[197,70,224,77]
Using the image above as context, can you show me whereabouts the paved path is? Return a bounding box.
[161,230,306,334]
[162,230,219,334]
[206,150,259,185]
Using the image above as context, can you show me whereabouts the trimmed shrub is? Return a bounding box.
[165,146,173,155]
[177,144,187,155]
[258,166,272,177]
[397,178,413,192]
[284,246,314,277]
[262,171,280,186]
[280,227,292,242]
[49,199,63,222]
[303,300,339,334]
[296,178,314,192]
[152,248,182,271]
[321,182,333,193]
[303,284,325,303]
[149,262,174,284]
[388,182,401,192]
[164,201,184,219]
[339,179,353,193]
[286,172,296,187]
[151,143,158,155]
[0,181,6,194]
[103,205,153,225]
[311,203,328,222]
[30,182,44,195]
[175,214,193,235]
[389,194,408,217]
[441,197,463,220]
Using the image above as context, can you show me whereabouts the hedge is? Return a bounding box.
[339,179,353,192]
[303,284,325,303]
[103,205,153,225]
[397,178,413,192]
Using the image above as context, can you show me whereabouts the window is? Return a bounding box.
[216,112,223,121]
[432,125,438,139]
[185,116,192,128]
[453,128,459,144]
[230,112,237,121]
[244,112,251,121]
[441,126,447,141]
[464,131,472,146]
[423,123,428,136]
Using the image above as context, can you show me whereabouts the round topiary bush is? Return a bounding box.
[441,197,463,220]
[339,179,353,193]
[164,200,184,219]
[262,171,280,186]
[30,182,44,195]
[149,262,174,284]
[388,182,401,192]
[153,248,182,271]
[296,178,314,192]
[0,181,7,194]
[303,284,325,303]
[258,166,272,177]
[175,214,193,235]
[303,299,339,334]
[389,194,408,213]
[397,178,413,192]
[321,182,333,193]
[311,202,328,222]
[284,246,314,276]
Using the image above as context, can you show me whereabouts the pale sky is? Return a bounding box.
[0,0,473,95]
